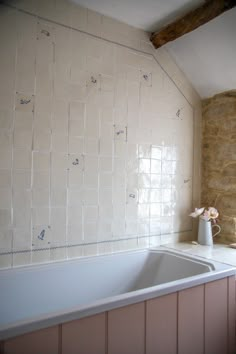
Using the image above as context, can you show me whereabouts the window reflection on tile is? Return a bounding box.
[150,218,161,235]
[161,175,172,188]
[161,217,173,234]
[150,203,161,217]
[162,161,173,174]
[138,220,150,236]
[138,173,151,188]
[150,189,161,203]
[138,144,151,158]
[139,158,150,173]
[162,189,172,203]
[138,189,150,203]
[162,146,174,161]
[151,159,161,174]
[151,146,162,159]
[138,204,150,218]
[151,174,161,188]
[162,203,173,216]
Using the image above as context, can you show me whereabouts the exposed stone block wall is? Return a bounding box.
[202,90,236,243]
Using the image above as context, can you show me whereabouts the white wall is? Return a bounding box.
[0,0,201,268]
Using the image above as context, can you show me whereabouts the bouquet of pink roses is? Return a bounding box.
[189,207,219,224]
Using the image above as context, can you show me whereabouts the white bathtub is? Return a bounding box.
[0,247,235,340]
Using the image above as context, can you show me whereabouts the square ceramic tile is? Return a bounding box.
[0,148,12,169]
[52,118,68,135]
[51,188,67,207]
[114,124,127,141]
[51,207,66,226]
[138,144,151,158]
[15,93,34,112]
[32,188,49,207]
[69,119,84,136]
[99,139,113,156]
[99,188,112,206]
[0,170,11,188]
[151,146,162,159]
[67,223,83,244]
[0,110,13,130]
[33,152,50,170]
[83,188,98,205]
[99,173,112,188]
[85,117,99,138]
[68,169,83,189]
[69,136,84,153]
[84,222,98,242]
[83,171,98,187]
[150,218,161,235]
[140,70,152,86]
[32,207,50,226]
[126,189,138,205]
[33,170,49,188]
[138,173,151,188]
[139,158,150,173]
[51,134,68,152]
[51,169,67,188]
[85,139,99,155]
[0,209,11,227]
[151,159,161,174]
[99,157,112,172]
[138,189,150,204]
[34,112,51,133]
[68,154,84,171]
[100,75,114,91]
[13,148,32,169]
[0,228,13,249]
[51,152,68,170]
[68,189,83,207]
[37,22,54,41]
[32,225,51,248]
[84,205,99,221]
[33,132,51,151]
[14,131,32,149]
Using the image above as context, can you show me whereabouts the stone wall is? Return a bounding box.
[202,90,236,243]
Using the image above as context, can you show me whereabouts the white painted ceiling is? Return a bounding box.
[72,0,236,98]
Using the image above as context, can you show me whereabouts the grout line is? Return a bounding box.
[58,324,62,354]
[0,228,192,256]
[105,312,108,354]
[176,292,179,354]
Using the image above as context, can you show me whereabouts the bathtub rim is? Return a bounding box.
[0,247,235,341]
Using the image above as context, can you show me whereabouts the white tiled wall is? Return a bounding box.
[0,0,201,268]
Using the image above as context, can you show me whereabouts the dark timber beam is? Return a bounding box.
[150,0,236,49]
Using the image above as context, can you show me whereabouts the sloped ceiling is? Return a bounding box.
[72,0,236,99]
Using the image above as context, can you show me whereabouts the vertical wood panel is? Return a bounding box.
[108,302,145,354]
[146,293,177,354]
[0,341,4,354]
[205,278,228,354]
[4,326,59,354]
[228,276,236,354]
[178,285,204,354]
[62,313,106,354]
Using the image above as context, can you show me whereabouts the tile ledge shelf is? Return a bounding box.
[161,242,236,267]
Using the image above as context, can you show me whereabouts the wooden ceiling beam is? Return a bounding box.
[150,0,236,49]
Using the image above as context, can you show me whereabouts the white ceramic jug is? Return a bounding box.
[197,218,221,246]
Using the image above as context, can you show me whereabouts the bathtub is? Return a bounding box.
[0,247,235,341]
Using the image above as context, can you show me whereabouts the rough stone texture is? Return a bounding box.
[202,90,236,243]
